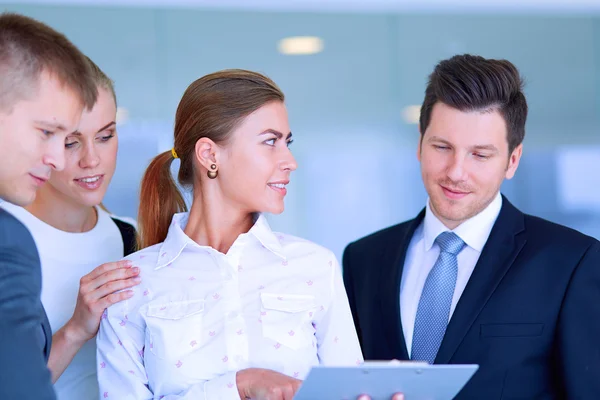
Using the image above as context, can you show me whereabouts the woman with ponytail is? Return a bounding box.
[96,69,364,399]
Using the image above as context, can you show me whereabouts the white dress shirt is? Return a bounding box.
[97,212,363,400]
[400,192,502,355]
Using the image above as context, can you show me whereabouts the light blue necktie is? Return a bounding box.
[411,231,466,364]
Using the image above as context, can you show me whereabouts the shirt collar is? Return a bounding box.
[247,213,286,259]
[155,212,285,270]
[423,192,503,253]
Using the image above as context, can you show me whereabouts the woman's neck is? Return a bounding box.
[184,186,254,255]
[25,185,98,233]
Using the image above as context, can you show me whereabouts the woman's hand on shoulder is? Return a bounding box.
[65,259,141,344]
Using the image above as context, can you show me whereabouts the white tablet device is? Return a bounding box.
[294,361,479,400]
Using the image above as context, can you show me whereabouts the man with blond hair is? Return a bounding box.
[0,12,97,399]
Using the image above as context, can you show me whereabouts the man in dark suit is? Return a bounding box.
[0,13,97,399]
[343,54,600,399]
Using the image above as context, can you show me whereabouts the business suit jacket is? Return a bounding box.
[343,196,600,399]
[0,207,55,399]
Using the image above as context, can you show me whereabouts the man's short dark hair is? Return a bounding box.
[419,54,528,154]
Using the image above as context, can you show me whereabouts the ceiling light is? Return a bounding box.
[116,107,129,125]
[402,105,421,124]
[278,36,324,55]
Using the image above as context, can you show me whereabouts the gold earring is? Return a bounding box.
[207,163,218,179]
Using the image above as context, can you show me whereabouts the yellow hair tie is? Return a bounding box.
[171,148,179,159]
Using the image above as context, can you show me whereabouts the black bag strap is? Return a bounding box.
[111,218,137,257]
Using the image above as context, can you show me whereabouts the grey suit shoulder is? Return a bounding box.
[0,207,56,399]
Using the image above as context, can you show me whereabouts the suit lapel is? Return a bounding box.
[435,197,526,364]
[379,209,425,361]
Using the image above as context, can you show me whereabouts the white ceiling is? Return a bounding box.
[18,0,600,13]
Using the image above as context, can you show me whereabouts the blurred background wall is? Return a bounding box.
[4,0,600,260]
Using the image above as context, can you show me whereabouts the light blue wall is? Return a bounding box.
[4,3,600,259]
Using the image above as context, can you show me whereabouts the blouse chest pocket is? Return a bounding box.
[260,293,316,350]
[144,298,205,361]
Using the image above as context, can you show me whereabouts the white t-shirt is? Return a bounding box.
[0,201,136,400]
